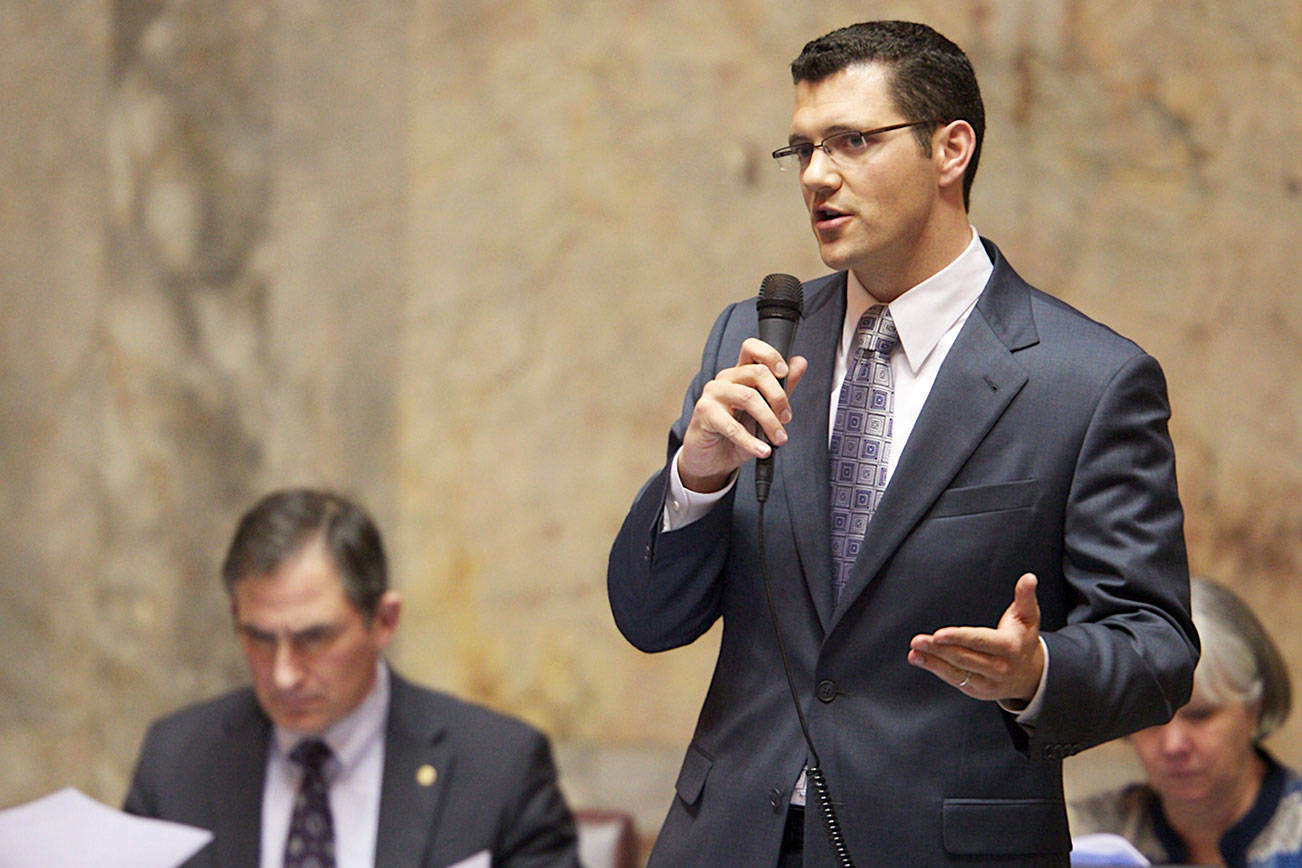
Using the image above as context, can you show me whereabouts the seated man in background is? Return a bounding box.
[1069,577,1300,867]
[124,487,580,868]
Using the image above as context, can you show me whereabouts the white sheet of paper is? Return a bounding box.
[0,787,213,868]
[1070,832,1152,866]
[444,850,491,868]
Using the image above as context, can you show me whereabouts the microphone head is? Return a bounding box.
[756,273,804,322]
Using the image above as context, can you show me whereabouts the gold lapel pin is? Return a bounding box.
[416,764,437,787]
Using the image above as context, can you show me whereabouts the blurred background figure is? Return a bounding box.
[1070,577,1300,867]
[124,488,580,867]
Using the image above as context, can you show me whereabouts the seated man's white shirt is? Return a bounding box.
[261,660,389,867]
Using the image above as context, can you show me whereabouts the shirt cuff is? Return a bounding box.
[998,636,1050,726]
[661,447,736,532]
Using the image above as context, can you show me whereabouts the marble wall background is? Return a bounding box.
[3,0,1300,851]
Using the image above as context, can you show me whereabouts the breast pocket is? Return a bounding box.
[942,797,1069,856]
[928,479,1038,519]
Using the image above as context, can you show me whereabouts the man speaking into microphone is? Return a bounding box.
[607,20,1197,867]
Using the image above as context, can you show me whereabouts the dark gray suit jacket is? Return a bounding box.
[123,671,579,867]
[608,240,1198,866]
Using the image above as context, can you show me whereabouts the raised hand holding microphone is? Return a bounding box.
[676,274,808,494]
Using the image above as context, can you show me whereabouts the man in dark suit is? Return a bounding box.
[125,488,579,867]
[607,20,1198,866]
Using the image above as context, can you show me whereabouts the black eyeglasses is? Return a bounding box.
[771,120,946,172]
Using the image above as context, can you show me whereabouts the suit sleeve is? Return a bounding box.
[606,302,742,653]
[1032,350,1198,755]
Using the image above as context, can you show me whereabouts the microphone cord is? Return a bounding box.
[756,494,855,867]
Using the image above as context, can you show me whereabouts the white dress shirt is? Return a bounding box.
[260,660,390,868]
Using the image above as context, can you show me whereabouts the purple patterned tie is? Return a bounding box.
[828,305,897,603]
[284,739,336,868]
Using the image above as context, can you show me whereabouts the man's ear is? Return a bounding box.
[371,590,402,648]
[934,120,976,194]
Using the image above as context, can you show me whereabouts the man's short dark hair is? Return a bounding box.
[221,488,388,618]
[790,20,985,209]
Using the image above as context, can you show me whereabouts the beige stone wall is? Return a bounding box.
[3,0,1300,851]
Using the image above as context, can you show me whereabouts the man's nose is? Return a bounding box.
[801,147,841,191]
[271,641,303,690]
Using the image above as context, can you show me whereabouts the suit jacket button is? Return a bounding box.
[769,787,784,809]
[816,680,837,703]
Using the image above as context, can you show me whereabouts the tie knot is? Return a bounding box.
[855,305,897,356]
[290,739,333,774]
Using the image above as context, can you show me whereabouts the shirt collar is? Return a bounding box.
[844,226,992,373]
[273,659,391,776]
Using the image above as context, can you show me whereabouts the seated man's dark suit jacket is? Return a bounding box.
[608,240,1199,867]
[123,670,580,867]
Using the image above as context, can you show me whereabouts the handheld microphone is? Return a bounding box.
[754,273,804,503]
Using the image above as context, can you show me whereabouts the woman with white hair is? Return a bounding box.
[1069,576,1299,866]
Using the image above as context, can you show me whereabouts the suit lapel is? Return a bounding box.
[375,673,453,867]
[211,695,270,867]
[829,249,1038,628]
[779,273,845,631]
